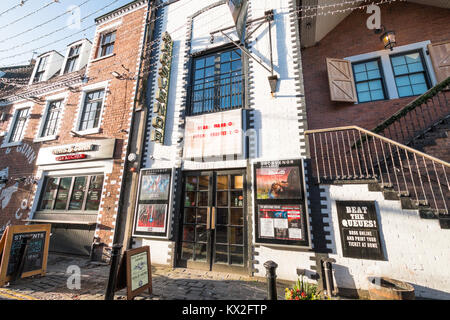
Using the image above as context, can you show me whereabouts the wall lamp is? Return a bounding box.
[375,25,396,51]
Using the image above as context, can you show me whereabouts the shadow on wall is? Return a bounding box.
[411,283,450,300]
[332,264,357,297]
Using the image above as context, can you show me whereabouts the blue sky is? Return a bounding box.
[0,0,134,67]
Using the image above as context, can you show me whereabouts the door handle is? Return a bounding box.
[206,207,211,230]
[211,207,216,230]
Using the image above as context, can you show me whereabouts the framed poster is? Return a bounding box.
[253,159,310,247]
[132,168,173,239]
[336,201,385,260]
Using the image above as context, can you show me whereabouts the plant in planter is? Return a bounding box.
[285,276,322,300]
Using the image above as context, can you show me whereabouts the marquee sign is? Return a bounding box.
[183,109,243,159]
[150,32,173,145]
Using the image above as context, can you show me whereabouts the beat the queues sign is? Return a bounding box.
[336,201,385,260]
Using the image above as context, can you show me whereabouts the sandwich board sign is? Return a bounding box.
[0,224,51,287]
[115,246,152,300]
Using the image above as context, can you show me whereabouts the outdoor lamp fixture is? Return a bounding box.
[375,25,396,51]
[268,75,278,96]
[111,71,122,79]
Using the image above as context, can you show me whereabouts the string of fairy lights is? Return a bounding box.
[0,0,402,84]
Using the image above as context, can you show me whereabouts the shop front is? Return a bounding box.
[31,139,116,256]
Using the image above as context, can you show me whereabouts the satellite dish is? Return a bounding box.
[227,0,248,43]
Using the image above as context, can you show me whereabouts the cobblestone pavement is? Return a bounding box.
[0,253,287,300]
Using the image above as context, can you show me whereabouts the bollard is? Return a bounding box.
[104,244,123,300]
[264,260,278,300]
[321,258,336,299]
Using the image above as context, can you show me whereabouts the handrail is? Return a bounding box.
[306,125,450,168]
[372,76,450,135]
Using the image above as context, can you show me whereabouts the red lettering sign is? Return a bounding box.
[56,154,87,161]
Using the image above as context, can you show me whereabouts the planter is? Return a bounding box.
[368,276,415,300]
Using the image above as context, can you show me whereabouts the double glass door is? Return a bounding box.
[178,170,247,273]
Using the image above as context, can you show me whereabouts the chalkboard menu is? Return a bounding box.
[0,224,51,287]
[253,159,310,247]
[336,201,385,260]
[6,232,46,276]
[132,168,173,239]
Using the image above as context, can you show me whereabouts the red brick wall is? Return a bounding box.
[302,2,450,131]
[0,5,147,258]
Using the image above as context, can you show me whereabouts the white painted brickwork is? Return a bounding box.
[322,184,450,300]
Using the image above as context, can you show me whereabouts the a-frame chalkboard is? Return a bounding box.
[0,224,51,287]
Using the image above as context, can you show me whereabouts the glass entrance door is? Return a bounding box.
[178,170,247,273]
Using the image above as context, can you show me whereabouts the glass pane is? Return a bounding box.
[408,62,424,73]
[231,175,243,189]
[186,176,197,191]
[398,86,413,97]
[195,59,204,69]
[230,246,244,265]
[184,208,196,224]
[216,208,228,225]
[183,225,195,242]
[216,226,228,244]
[370,90,385,101]
[86,175,103,211]
[217,175,228,190]
[358,91,371,103]
[230,227,243,244]
[412,83,428,95]
[368,80,382,90]
[353,64,366,73]
[391,55,405,66]
[181,242,194,260]
[231,50,240,59]
[365,61,378,71]
[220,51,231,61]
[199,175,209,190]
[198,191,209,206]
[54,177,72,210]
[355,72,368,82]
[405,53,420,64]
[194,243,207,261]
[231,60,241,71]
[69,176,87,210]
[197,208,208,224]
[410,73,425,85]
[214,245,228,264]
[231,191,243,207]
[395,75,411,87]
[185,191,196,207]
[393,65,409,75]
[230,208,244,226]
[367,69,380,80]
[217,191,228,207]
[220,63,231,73]
[194,69,204,80]
[205,56,215,67]
[196,225,207,242]
[356,82,369,93]
[40,178,58,210]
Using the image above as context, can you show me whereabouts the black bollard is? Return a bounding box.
[264,260,278,300]
[104,244,123,300]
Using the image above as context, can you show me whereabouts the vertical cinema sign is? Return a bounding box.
[151,32,173,144]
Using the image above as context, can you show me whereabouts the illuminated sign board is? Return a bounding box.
[150,32,173,145]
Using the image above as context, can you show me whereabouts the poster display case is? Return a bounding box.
[132,168,173,239]
[253,159,310,247]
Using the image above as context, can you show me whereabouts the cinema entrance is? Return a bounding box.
[176,170,248,274]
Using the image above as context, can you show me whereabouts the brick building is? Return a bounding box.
[0,0,151,260]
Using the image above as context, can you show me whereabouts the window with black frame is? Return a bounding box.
[190,48,243,115]
[352,59,387,103]
[9,108,30,143]
[98,31,116,58]
[79,89,104,131]
[40,100,62,138]
[38,175,104,212]
[390,51,430,98]
[64,45,81,74]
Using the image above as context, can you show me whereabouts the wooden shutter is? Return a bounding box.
[326,58,357,103]
[428,41,450,83]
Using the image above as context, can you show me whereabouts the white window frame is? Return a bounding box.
[34,92,68,143]
[345,40,437,103]
[72,81,109,136]
[1,103,32,148]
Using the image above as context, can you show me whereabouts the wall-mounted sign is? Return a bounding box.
[132,168,173,239]
[36,139,115,166]
[183,109,243,159]
[336,201,385,260]
[253,159,310,247]
[151,32,173,145]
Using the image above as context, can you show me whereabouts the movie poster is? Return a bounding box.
[139,173,170,201]
[258,205,304,241]
[136,204,167,233]
[256,166,302,200]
